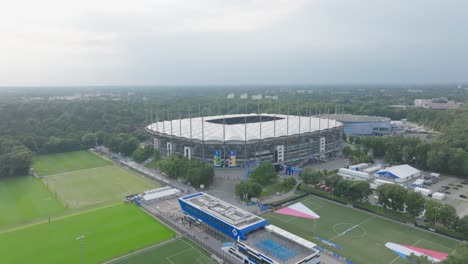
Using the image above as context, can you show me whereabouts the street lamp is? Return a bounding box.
[75,235,85,264]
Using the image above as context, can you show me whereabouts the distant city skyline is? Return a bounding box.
[1,0,467,86]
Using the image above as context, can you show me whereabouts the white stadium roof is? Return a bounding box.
[147,114,341,142]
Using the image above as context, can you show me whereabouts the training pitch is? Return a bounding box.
[263,196,460,264]
[111,238,216,264]
[33,150,111,176]
[0,204,175,264]
[42,165,158,208]
[0,176,64,228]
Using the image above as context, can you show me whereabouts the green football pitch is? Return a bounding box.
[263,196,460,264]
[33,150,111,176]
[0,176,64,228]
[112,238,216,264]
[0,204,175,264]
[43,165,158,208]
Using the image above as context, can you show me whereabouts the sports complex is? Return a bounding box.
[146,113,343,166]
[0,148,463,264]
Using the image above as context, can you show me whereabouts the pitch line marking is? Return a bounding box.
[166,248,195,263]
[44,165,115,177]
[181,238,213,260]
[329,215,376,241]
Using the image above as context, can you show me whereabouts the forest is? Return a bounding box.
[0,85,467,178]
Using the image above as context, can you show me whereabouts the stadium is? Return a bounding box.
[146,113,343,166]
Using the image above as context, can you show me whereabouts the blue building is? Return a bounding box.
[326,114,392,136]
[178,192,268,240]
[179,192,321,264]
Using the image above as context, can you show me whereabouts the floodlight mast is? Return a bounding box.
[75,235,85,264]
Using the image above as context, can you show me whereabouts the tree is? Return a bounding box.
[300,168,322,185]
[249,183,263,198]
[405,192,426,217]
[235,182,250,200]
[425,200,443,226]
[439,204,458,228]
[407,254,433,264]
[444,242,468,264]
[81,133,96,148]
[132,145,154,163]
[349,181,372,202]
[376,184,407,212]
[249,163,278,186]
[283,177,297,189]
[119,137,139,156]
[457,216,468,239]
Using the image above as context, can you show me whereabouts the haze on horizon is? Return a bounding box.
[1,0,467,86]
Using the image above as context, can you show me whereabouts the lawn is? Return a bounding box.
[263,196,460,264]
[0,176,64,228]
[112,238,216,264]
[33,150,111,176]
[42,165,158,208]
[0,204,175,264]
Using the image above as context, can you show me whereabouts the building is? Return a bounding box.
[178,192,321,264]
[227,93,235,99]
[323,114,391,136]
[414,98,462,110]
[240,93,249,99]
[375,164,421,183]
[147,113,343,166]
[252,94,263,100]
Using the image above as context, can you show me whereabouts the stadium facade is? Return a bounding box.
[323,114,392,136]
[178,192,321,264]
[147,113,343,166]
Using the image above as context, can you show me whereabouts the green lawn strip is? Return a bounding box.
[262,196,459,264]
[113,238,215,264]
[42,165,158,208]
[0,204,174,264]
[33,150,111,176]
[0,176,64,228]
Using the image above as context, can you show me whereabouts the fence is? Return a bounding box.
[141,203,240,264]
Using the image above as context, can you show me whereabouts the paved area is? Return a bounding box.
[304,158,350,172]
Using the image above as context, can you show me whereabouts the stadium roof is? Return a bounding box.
[147,113,341,142]
[323,114,390,123]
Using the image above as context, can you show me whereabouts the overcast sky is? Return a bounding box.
[1,0,467,86]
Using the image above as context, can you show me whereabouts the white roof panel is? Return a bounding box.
[147,114,341,142]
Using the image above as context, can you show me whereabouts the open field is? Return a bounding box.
[111,238,216,264]
[263,196,460,264]
[43,165,158,208]
[33,150,111,176]
[0,176,64,228]
[0,204,174,264]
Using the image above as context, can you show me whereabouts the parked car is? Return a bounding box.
[445,191,451,194]
[460,194,467,199]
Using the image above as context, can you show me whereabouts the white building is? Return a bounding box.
[252,94,263,100]
[240,93,248,99]
[375,164,421,183]
[227,93,235,99]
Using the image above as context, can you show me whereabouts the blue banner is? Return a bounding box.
[317,237,343,249]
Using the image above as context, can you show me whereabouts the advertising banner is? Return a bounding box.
[213,150,221,167]
[228,150,237,167]
[317,237,343,249]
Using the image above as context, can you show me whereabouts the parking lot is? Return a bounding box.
[419,174,468,217]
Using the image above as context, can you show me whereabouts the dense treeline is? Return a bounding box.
[354,135,468,177]
[157,155,214,187]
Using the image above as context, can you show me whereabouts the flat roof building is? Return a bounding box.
[375,164,421,183]
[322,114,391,136]
[179,192,321,264]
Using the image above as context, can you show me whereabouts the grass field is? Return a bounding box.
[33,150,111,176]
[0,204,175,264]
[263,196,460,264]
[43,165,158,208]
[112,238,216,264]
[0,176,64,228]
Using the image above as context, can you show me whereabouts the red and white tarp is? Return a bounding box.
[385,242,448,262]
[274,202,320,219]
